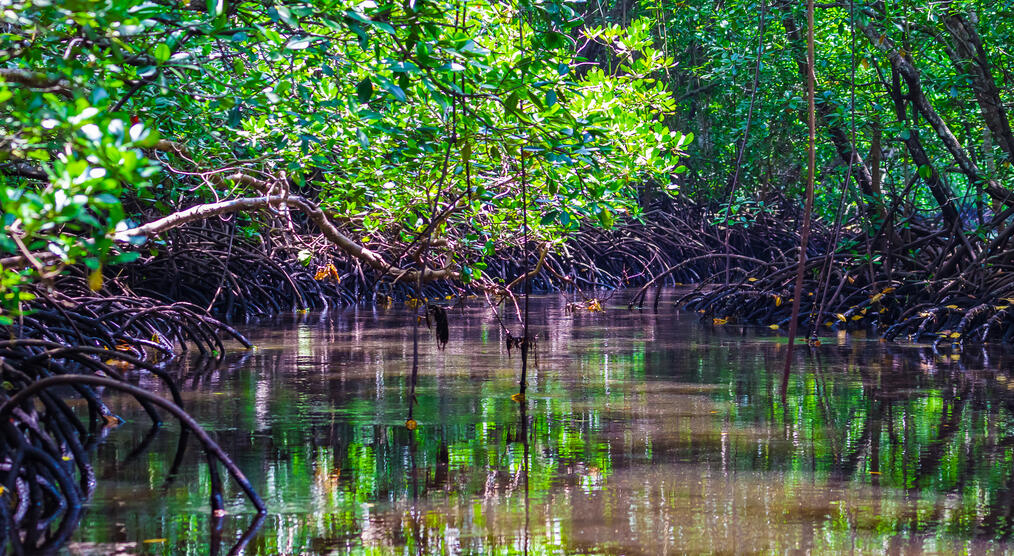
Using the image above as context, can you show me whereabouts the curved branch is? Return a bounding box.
[116,195,461,284]
[0,374,266,513]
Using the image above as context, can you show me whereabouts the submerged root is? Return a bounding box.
[0,273,264,552]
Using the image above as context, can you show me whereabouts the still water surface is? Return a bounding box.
[66,294,1014,554]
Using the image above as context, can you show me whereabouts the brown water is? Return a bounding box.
[64,294,1014,554]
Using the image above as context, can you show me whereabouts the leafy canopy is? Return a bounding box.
[0,0,685,314]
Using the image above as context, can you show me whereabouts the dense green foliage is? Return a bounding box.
[0,0,688,318]
[643,0,1014,221]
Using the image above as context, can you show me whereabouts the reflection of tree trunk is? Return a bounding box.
[977,465,1014,540]
[912,387,968,490]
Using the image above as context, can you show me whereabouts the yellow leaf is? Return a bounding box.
[774,295,782,307]
[851,315,862,321]
[88,266,103,292]
[747,277,758,282]
[847,275,855,284]
[405,419,417,430]
[950,332,961,339]
[768,324,779,330]
[712,317,728,325]
[995,305,1009,311]
[510,392,525,403]
[919,311,932,317]
[142,539,166,544]
[835,313,847,322]
[945,304,960,310]
[871,293,883,303]
[882,287,895,294]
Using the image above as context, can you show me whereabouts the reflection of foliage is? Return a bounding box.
[74,304,1014,553]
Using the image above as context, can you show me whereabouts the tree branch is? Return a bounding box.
[116,195,461,284]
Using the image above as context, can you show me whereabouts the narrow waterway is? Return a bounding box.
[66,293,1014,554]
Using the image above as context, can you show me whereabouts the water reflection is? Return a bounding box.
[65,295,1014,554]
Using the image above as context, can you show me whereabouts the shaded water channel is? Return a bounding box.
[66,294,1014,554]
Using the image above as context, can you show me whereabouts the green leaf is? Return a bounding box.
[207,0,225,18]
[356,77,373,104]
[385,83,406,102]
[918,164,933,179]
[598,206,613,228]
[153,43,171,64]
